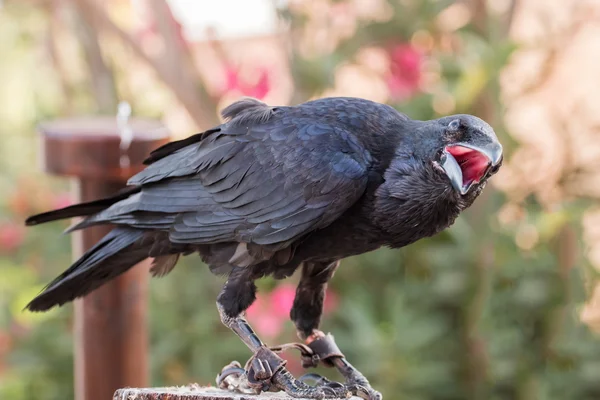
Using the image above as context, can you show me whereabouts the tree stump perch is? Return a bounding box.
[114,386,355,400]
[38,117,170,400]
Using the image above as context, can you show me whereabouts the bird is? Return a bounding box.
[25,97,502,400]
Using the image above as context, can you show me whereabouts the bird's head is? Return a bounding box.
[428,114,503,198]
[371,111,503,243]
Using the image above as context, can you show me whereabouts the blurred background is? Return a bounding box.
[1,0,600,399]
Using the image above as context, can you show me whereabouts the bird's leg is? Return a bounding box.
[215,267,337,399]
[290,261,340,341]
[287,261,382,400]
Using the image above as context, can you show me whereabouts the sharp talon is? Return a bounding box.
[321,386,338,397]
[216,366,246,386]
[351,385,382,400]
[299,373,330,386]
[355,386,371,400]
[324,381,344,389]
[222,360,243,370]
[216,363,261,395]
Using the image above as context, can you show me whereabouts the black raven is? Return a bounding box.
[25,97,502,399]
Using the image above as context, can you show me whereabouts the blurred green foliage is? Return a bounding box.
[0,1,599,400]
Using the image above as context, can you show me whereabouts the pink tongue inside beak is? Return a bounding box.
[446,146,490,186]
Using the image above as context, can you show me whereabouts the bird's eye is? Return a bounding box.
[448,119,461,132]
[435,148,444,160]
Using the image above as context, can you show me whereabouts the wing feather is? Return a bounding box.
[74,99,373,262]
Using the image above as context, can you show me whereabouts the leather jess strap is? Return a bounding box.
[270,332,345,369]
[305,332,345,368]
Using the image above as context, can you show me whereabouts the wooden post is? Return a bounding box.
[38,117,170,400]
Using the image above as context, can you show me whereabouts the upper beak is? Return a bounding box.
[441,141,503,195]
[465,142,503,167]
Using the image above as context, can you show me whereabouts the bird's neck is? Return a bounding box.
[371,161,467,249]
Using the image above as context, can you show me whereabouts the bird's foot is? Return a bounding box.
[298,373,380,400]
[216,346,375,399]
[270,331,382,400]
[216,361,258,395]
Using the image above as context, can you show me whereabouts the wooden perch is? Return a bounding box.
[114,386,353,400]
[38,117,170,400]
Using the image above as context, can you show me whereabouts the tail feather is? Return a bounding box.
[25,186,141,226]
[26,227,146,312]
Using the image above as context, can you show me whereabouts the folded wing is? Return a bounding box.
[72,99,372,263]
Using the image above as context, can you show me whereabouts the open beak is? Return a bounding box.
[441,142,502,195]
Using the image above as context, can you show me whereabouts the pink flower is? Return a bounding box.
[386,44,422,101]
[246,296,266,319]
[246,296,285,340]
[323,288,339,314]
[246,283,340,342]
[252,313,284,339]
[0,223,25,253]
[221,66,271,100]
[270,283,296,318]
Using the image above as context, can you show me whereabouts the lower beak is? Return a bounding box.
[441,151,469,195]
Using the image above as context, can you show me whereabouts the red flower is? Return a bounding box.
[0,330,12,376]
[323,288,339,314]
[221,66,271,100]
[270,283,296,318]
[246,296,285,340]
[386,44,422,101]
[0,223,25,253]
[246,296,266,320]
[246,283,340,341]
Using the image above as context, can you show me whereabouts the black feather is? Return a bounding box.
[26,227,146,311]
[143,128,220,165]
[24,186,140,226]
[221,97,276,126]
